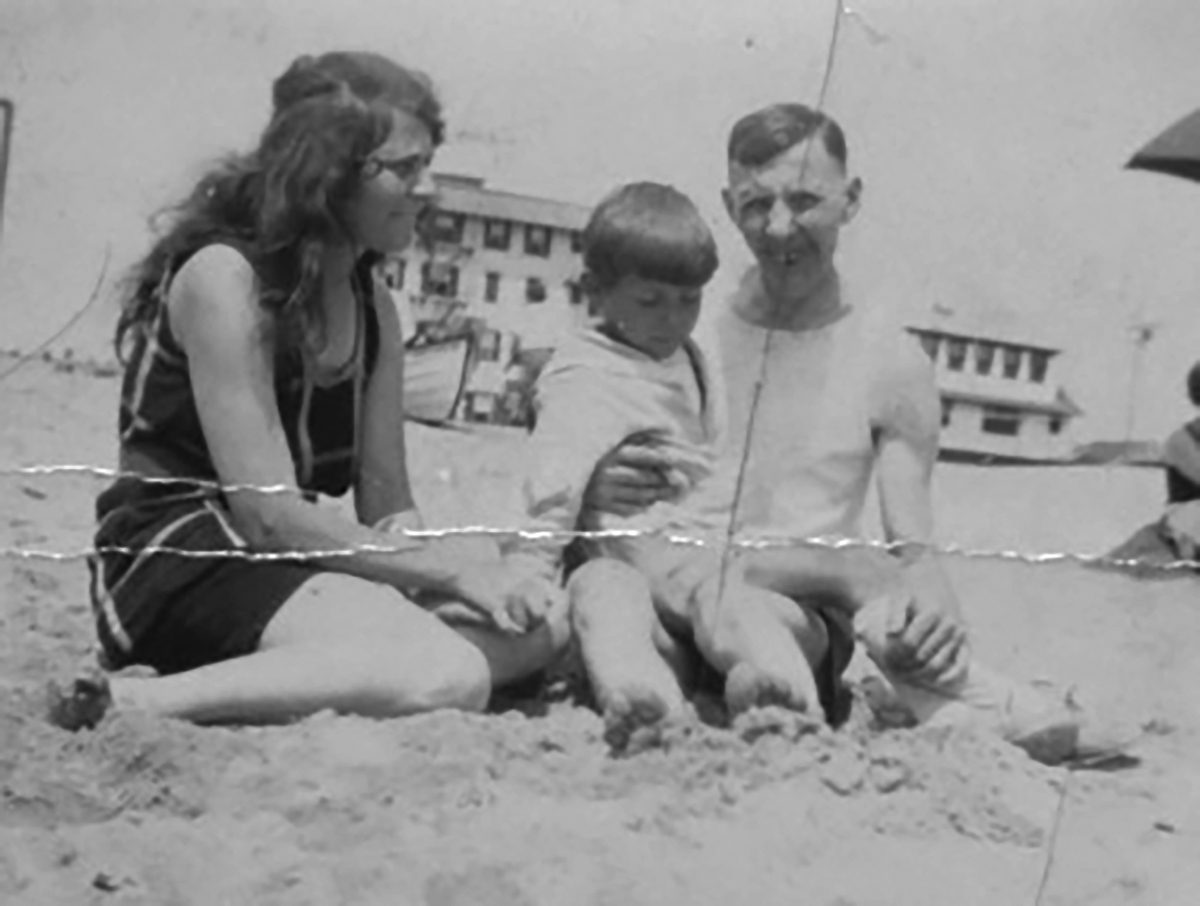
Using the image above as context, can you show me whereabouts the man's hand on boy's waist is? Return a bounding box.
[583,439,679,518]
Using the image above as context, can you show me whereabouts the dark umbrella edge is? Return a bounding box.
[1125,154,1200,184]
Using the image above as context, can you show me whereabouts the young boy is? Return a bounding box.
[506,182,846,740]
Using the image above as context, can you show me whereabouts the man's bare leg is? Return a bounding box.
[567,559,686,746]
[852,594,1092,762]
[741,546,1110,763]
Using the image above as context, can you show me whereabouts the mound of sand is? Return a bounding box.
[2,358,1199,905]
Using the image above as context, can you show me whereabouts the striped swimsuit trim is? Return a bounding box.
[93,508,210,652]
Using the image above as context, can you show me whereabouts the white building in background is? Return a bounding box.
[908,313,1083,463]
[380,174,1085,451]
[380,173,592,423]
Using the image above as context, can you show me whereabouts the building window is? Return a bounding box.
[430,211,465,244]
[918,332,940,363]
[946,338,967,371]
[569,230,583,253]
[566,279,584,306]
[1029,351,1049,384]
[975,342,996,375]
[1049,416,1063,435]
[981,405,1022,436]
[478,329,501,362]
[484,271,500,303]
[465,391,496,423]
[421,262,459,297]
[381,257,405,289]
[525,224,551,257]
[941,398,953,427]
[483,218,512,251]
[525,277,547,304]
[1001,345,1023,379]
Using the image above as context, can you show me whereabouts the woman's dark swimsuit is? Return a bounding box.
[88,253,380,674]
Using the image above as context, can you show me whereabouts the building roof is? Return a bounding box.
[906,304,1063,354]
[942,386,1084,417]
[433,173,591,233]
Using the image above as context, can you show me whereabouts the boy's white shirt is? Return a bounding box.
[511,326,727,580]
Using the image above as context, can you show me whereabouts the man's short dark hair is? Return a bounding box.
[727,103,848,170]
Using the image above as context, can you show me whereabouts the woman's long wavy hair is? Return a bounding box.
[114,51,445,363]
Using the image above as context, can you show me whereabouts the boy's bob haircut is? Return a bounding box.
[582,182,718,290]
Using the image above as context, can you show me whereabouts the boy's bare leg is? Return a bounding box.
[567,559,686,745]
[689,573,827,717]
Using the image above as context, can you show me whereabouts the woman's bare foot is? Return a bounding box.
[724,662,814,717]
[46,664,158,731]
[47,665,114,731]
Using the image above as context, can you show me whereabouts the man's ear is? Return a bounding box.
[841,176,863,225]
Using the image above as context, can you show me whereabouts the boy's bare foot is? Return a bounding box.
[724,663,813,717]
[602,684,679,754]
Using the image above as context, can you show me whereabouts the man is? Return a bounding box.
[584,103,1113,764]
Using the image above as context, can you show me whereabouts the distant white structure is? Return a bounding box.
[381,175,1084,452]
[908,309,1082,463]
[380,173,592,424]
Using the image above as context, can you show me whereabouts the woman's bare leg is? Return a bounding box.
[59,574,563,726]
[438,592,573,689]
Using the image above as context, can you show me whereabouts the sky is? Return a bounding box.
[2,0,1200,441]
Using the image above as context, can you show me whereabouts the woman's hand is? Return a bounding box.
[446,560,562,635]
[583,439,678,518]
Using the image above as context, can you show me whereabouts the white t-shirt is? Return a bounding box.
[686,267,932,543]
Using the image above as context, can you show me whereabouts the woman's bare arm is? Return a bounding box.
[167,245,481,596]
[354,274,419,527]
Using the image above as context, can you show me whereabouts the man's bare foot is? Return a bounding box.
[601,684,680,754]
[724,663,813,717]
[1003,709,1081,766]
[1005,695,1142,769]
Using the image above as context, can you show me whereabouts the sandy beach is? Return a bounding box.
[2,353,1199,906]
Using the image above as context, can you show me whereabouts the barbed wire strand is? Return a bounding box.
[1,507,1195,572]
[712,0,850,612]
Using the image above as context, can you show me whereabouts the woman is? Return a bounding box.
[50,51,569,729]
[1106,361,1200,571]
